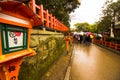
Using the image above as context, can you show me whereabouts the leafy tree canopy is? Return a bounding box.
[74,22,97,33]
[97,0,120,36]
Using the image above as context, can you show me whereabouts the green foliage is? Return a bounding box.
[74,22,89,31]
[89,23,98,33]
[74,22,97,32]
[97,15,111,33]
[36,0,80,27]
[97,0,120,36]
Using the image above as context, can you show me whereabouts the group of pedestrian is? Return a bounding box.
[74,34,93,45]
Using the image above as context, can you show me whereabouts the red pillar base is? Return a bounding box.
[0,57,22,80]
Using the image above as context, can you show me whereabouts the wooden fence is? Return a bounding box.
[29,0,69,32]
[94,39,120,51]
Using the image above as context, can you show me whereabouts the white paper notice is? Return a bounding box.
[8,31,23,47]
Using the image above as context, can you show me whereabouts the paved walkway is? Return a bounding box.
[70,43,120,80]
[40,50,72,80]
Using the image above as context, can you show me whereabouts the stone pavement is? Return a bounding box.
[40,46,73,80]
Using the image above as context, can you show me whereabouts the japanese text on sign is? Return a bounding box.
[8,65,16,73]
[8,31,23,47]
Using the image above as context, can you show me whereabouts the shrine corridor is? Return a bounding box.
[70,44,120,80]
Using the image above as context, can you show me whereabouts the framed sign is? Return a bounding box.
[0,24,28,54]
[8,31,23,47]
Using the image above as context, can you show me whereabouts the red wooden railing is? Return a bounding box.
[93,39,120,51]
[29,0,69,32]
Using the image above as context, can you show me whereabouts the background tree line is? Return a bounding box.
[74,22,97,33]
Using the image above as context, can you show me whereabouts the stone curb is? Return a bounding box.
[93,43,120,54]
[64,45,74,80]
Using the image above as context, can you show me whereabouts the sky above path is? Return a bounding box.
[70,0,106,27]
[70,0,117,28]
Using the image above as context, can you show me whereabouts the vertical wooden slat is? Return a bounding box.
[39,5,44,23]
[46,10,49,27]
[30,0,36,13]
[50,14,52,28]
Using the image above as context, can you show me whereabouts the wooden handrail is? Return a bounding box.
[29,0,68,32]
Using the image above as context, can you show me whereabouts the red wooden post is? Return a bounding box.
[46,10,49,27]
[52,16,55,30]
[58,21,60,31]
[102,40,104,44]
[109,42,112,48]
[50,14,52,28]
[39,5,44,23]
[56,20,58,30]
[57,20,59,31]
[30,0,36,13]
[55,19,57,30]
[104,41,106,46]
[62,24,63,31]
[52,16,54,29]
[115,44,118,50]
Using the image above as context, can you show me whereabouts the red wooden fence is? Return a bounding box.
[94,39,120,51]
[29,0,69,32]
